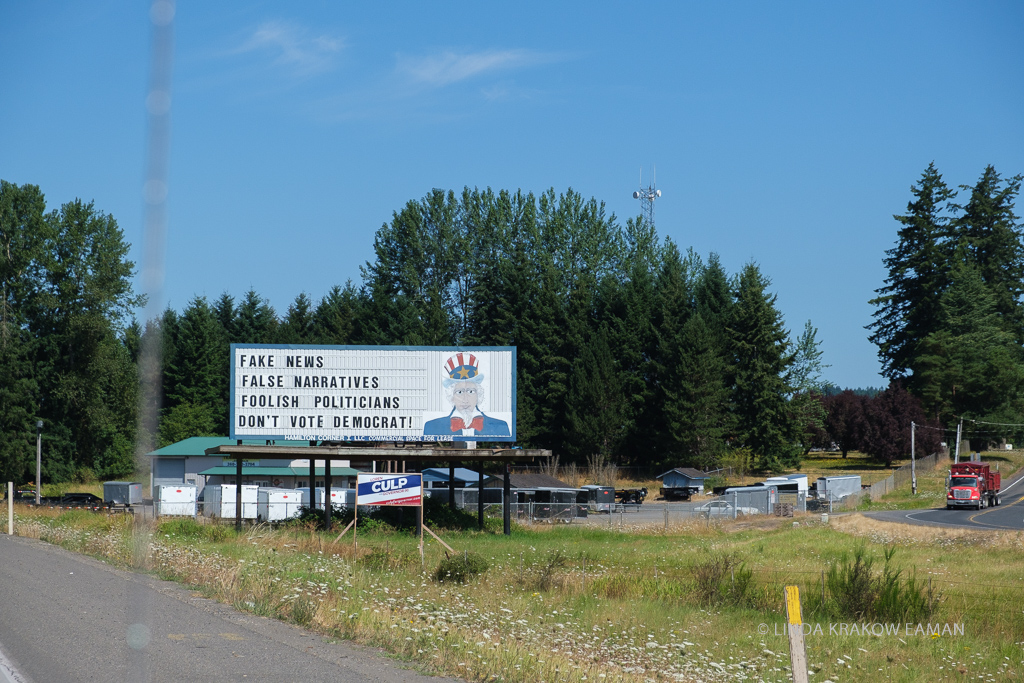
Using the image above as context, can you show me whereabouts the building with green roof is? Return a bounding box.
[148,437,358,495]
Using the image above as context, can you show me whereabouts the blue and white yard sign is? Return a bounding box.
[230,344,516,442]
[357,473,422,507]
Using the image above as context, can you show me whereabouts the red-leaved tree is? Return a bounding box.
[860,383,941,467]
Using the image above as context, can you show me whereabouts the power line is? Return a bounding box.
[961,417,1024,428]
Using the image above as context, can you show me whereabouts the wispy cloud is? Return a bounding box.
[396,49,554,86]
[235,21,344,76]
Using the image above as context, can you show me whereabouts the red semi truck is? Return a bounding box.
[946,462,1001,510]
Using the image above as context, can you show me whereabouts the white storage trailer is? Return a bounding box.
[104,481,143,506]
[257,488,305,522]
[765,474,809,495]
[203,484,258,519]
[815,475,861,501]
[154,484,197,517]
[298,487,356,509]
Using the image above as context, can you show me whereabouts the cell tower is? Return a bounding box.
[632,166,661,228]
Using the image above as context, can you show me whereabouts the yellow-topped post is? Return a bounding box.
[784,585,808,683]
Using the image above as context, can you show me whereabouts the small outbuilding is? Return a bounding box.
[657,467,709,500]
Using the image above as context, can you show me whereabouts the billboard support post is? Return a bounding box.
[324,457,332,531]
[478,464,484,530]
[235,456,243,532]
[448,463,456,510]
[503,463,511,536]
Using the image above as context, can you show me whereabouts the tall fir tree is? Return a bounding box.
[280,292,316,344]
[729,263,797,470]
[165,296,224,429]
[662,312,732,469]
[952,165,1024,338]
[869,163,956,380]
[914,263,1024,422]
[233,289,278,344]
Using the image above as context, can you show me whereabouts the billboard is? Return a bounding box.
[230,345,515,442]
[356,473,422,506]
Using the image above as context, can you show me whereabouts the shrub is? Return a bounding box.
[816,546,938,622]
[360,543,416,571]
[521,549,571,592]
[433,551,489,583]
[285,504,352,531]
[691,553,754,607]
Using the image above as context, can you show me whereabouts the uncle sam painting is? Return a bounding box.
[422,352,510,438]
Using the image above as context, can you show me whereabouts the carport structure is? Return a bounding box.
[204,443,550,534]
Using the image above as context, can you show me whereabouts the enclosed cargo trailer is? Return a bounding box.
[203,484,258,519]
[154,484,197,517]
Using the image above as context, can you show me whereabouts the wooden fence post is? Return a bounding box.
[784,585,809,683]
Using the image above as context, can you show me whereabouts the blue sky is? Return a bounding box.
[2,1,1022,389]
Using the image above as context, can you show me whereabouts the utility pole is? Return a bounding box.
[35,421,43,505]
[911,421,917,495]
[954,419,962,464]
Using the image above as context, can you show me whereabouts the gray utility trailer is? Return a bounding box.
[815,475,861,502]
[103,481,143,507]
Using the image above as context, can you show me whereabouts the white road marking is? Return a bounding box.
[1000,474,1024,494]
[0,642,32,683]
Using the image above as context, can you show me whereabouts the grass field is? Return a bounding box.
[11,496,1024,683]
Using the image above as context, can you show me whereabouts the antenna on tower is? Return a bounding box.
[632,165,661,228]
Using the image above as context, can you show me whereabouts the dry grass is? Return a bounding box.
[11,501,1024,683]
[832,512,1024,550]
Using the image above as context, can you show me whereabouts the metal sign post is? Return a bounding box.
[911,421,917,494]
[353,473,424,553]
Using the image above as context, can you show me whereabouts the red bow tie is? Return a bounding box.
[451,416,484,432]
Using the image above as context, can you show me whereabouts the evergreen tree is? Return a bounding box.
[313,283,364,345]
[280,292,316,344]
[952,165,1024,337]
[868,163,956,380]
[663,312,732,469]
[233,289,278,344]
[729,263,797,470]
[165,296,224,429]
[789,321,829,455]
[158,401,218,447]
[0,324,37,483]
[598,217,660,460]
[565,324,627,460]
[914,263,1024,422]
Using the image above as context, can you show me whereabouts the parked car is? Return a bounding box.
[694,500,760,518]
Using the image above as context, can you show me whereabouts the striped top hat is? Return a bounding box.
[444,353,482,385]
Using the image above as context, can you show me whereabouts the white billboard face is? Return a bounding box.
[231,345,515,442]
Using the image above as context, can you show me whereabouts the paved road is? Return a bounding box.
[864,469,1024,531]
[0,534,462,683]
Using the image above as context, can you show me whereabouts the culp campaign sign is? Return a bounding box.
[357,473,422,506]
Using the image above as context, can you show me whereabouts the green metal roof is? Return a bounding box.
[148,437,314,457]
[198,466,360,477]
